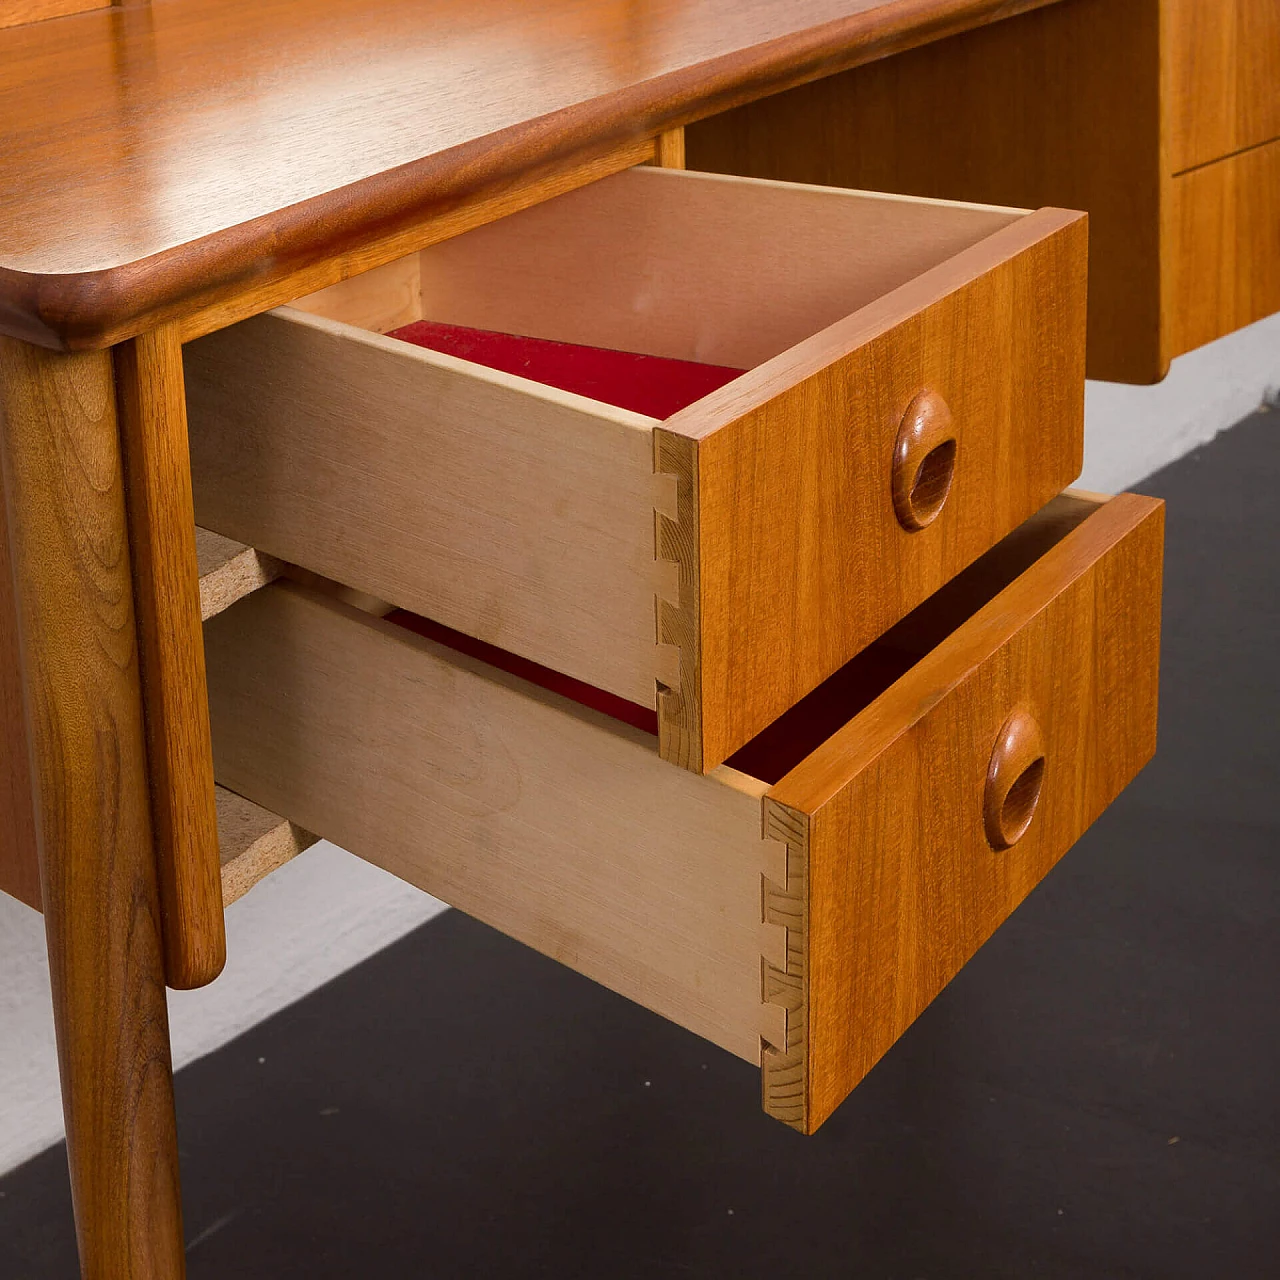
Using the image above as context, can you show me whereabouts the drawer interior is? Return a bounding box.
[380,490,1110,787]
[293,165,1026,378]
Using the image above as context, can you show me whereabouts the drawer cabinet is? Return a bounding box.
[203,491,1163,1134]
[687,0,1280,383]
[185,166,1086,772]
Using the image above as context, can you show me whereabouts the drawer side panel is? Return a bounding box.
[185,311,660,709]
[204,584,771,1063]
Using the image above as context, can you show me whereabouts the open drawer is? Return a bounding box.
[204,491,1162,1134]
[185,166,1088,773]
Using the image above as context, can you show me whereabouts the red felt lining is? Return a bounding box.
[387,320,744,418]
[384,499,1079,785]
[386,610,659,737]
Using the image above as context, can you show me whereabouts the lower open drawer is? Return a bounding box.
[203,491,1163,1133]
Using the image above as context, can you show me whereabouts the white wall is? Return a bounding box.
[2,312,1278,1177]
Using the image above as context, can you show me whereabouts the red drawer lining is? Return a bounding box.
[387,320,744,418]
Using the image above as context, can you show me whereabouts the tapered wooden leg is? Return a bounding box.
[0,337,186,1279]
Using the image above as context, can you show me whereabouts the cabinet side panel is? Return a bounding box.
[687,0,1165,383]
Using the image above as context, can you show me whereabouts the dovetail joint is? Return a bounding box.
[761,799,808,1132]
[653,430,702,772]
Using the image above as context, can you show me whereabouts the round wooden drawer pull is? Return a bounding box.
[892,389,957,532]
[984,709,1046,850]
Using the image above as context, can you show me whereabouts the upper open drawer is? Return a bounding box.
[185,166,1087,771]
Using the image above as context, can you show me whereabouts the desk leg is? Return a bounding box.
[0,338,186,1279]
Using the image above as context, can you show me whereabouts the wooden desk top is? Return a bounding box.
[0,0,1057,350]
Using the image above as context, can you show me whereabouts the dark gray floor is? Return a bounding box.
[3,411,1277,1279]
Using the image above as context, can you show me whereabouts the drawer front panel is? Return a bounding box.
[1169,135,1280,360]
[1169,0,1280,174]
[683,210,1087,767]
[768,494,1164,1132]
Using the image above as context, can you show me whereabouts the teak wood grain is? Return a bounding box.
[1167,0,1280,175]
[2,521,284,919]
[0,0,1065,350]
[671,204,1086,766]
[769,493,1164,1131]
[116,326,225,990]
[0,0,105,29]
[687,0,1163,383]
[1168,136,1280,360]
[0,336,185,1277]
[0,468,39,911]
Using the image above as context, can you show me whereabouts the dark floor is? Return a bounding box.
[3,412,1278,1279]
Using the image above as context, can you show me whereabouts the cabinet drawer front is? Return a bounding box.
[1169,134,1280,360]
[766,493,1164,1131]
[206,493,1161,1135]
[1169,0,1280,174]
[186,166,1086,775]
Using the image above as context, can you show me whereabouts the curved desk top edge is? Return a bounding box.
[0,0,1058,351]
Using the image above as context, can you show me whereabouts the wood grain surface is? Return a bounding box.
[1167,0,1280,174]
[1168,135,1280,360]
[769,493,1165,1132]
[687,0,1165,382]
[413,167,1021,371]
[203,582,775,1065]
[0,336,185,1276]
[116,326,225,990]
[0,472,39,910]
[0,0,105,29]
[0,0,1062,349]
[676,205,1086,766]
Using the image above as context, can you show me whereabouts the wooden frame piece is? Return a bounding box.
[3,519,294,916]
[116,325,225,989]
[0,334,186,1274]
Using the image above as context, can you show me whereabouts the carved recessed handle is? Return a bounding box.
[984,709,1046,851]
[892,389,957,532]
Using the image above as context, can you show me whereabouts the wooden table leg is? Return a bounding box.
[0,337,186,1279]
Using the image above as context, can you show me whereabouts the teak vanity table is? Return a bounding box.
[0,0,1267,1274]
